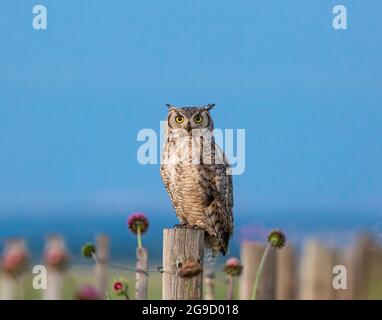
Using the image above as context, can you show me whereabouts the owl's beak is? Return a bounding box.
[186,121,191,132]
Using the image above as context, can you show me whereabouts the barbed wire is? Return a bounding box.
[90,256,168,274]
[107,263,165,275]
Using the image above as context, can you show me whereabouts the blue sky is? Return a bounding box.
[0,0,381,221]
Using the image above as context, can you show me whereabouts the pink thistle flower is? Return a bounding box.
[127,212,149,248]
[223,257,243,277]
[1,245,28,275]
[226,257,240,267]
[127,213,149,234]
[44,236,69,270]
[113,281,123,292]
[44,249,68,269]
[112,278,129,299]
[76,285,102,300]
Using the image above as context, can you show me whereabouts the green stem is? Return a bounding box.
[137,225,142,249]
[226,275,234,300]
[252,243,271,300]
[91,252,99,265]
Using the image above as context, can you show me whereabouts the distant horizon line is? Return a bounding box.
[0,206,381,218]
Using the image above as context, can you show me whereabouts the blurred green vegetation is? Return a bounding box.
[2,255,381,300]
[3,265,239,300]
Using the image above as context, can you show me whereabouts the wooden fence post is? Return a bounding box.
[299,239,336,300]
[135,247,148,300]
[204,270,215,300]
[43,235,67,300]
[0,275,19,300]
[226,275,234,300]
[0,239,28,300]
[333,247,354,300]
[162,228,204,300]
[239,242,259,300]
[276,244,296,300]
[94,234,109,298]
[239,241,276,300]
[367,241,382,299]
[351,234,373,300]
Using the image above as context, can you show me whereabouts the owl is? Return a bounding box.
[160,104,234,256]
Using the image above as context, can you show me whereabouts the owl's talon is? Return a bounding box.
[174,223,203,230]
[174,223,188,229]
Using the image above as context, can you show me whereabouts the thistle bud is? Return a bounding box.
[81,242,96,258]
[267,230,286,249]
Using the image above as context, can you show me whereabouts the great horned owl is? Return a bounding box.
[160,104,233,256]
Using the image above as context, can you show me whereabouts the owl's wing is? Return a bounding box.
[215,159,234,229]
[201,147,234,254]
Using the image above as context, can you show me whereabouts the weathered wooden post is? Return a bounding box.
[226,275,234,300]
[276,244,296,300]
[239,242,259,299]
[94,234,109,298]
[333,248,354,300]
[0,239,28,300]
[43,235,68,300]
[299,240,336,300]
[0,275,19,300]
[351,234,373,300]
[258,245,276,300]
[135,247,148,300]
[239,241,276,300]
[204,270,215,300]
[367,241,382,299]
[162,229,204,300]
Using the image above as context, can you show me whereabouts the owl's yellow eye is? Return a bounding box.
[194,115,203,123]
[175,116,184,123]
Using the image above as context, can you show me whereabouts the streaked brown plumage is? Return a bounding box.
[160,104,233,256]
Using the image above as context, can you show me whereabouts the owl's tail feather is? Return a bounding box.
[204,233,226,263]
[204,203,231,257]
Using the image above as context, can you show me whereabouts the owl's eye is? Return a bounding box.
[175,116,184,123]
[194,115,203,123]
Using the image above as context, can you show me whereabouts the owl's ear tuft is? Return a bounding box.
[204,103,215,111]
[166,104,176,111]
